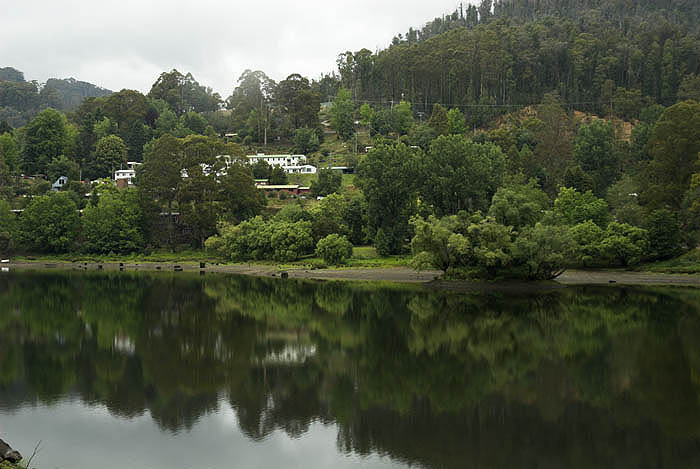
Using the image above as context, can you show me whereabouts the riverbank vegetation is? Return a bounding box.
[2,0,700,278]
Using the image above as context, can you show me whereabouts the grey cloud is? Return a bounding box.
[1,0,463,96]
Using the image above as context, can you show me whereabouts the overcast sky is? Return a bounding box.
[1,0,465,97]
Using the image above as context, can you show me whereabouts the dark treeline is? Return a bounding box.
[339,0,700,119]
[399,0,700,45]
[0,67,112,127]
[1,272,700,467]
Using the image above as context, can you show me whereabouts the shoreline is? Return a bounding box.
[2,261,700,287]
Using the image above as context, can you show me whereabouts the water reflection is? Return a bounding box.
[1,271,700,468]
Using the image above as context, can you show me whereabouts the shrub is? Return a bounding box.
[18,192,80,253]
[316,234,353,265]
[598,222,649,266]
[209,217,314,262]
[82,189,144,254]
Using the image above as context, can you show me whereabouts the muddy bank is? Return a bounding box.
[2,262,699,287]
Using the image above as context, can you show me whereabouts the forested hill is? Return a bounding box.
[0,67,112,127]
[336,0,700,122]
[397,0,700,45]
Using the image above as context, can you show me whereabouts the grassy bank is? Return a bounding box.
[10,249,216,265]
[636,249,700,274]
[6,246,410,270]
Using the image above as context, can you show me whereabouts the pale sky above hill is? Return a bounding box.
[1,0,465,97]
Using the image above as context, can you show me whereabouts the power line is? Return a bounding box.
[346,98,630,109]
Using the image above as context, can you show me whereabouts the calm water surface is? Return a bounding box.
[0,270,699,468]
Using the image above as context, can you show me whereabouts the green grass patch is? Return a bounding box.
[287,173,317,187]
[12,249,215,264]
[341,173,356,189]
[639,249,700,274]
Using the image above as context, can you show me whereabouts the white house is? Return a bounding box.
[114,169,136,186]
[246,154,316,174]
[51,176,68,191]
[247,153,306,167]
[114,162,142,187]
[285,165,317,174]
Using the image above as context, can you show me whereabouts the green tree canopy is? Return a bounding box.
[330,88,355,141]
[47,155,80,183]
[18,192,80,253]
[90,134,128,179]
[0,132,19,173]
[310,169,342,198]
[420,135,506,215]
[643,100,700,210]
[574,119,619,196]
[82,188,144,253]
[315,234,353,265]
[428,103,448,136]
[488,175,550,229]
[357,142,420,254]
[553,187,609,227]
[22,108,68,175]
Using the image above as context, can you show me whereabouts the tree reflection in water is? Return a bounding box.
[1,271,699,467]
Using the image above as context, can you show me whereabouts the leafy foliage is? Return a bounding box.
[420,135,506,215]
[488,175,549,229]
[310,169,341,197]
[316,234,353,265]
[553,187,609,227]
[82,189,144,253]
[357,143,420,255]
[208,217,314,262]
[18,192,80,253]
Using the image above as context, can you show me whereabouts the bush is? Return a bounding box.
[82,189,144,254]
[18,192,80,253]
[597,222,649,266]
[209,216,314,262]
[316,234,353,265]
[553,187,609,227]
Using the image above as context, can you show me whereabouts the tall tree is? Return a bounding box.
[138,134,182,247]
[534,93,573,195]
[22,108,68,175]
[276,74,321,131]
[356,143,420,254]
[574,119,619,196]
[89,135,128,179]
[428,103,449,136]
[226,70,276,142]
[330,88,355,141]
[149,69,221,115]
[643,100,700,210]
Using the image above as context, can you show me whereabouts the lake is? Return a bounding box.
[0,270,699,468]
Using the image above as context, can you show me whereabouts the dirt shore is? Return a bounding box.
[2,261,699,287]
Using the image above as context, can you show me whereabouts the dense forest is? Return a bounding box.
[0,66,112,127]
[1,0,699,279]
[338,0,700,120]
